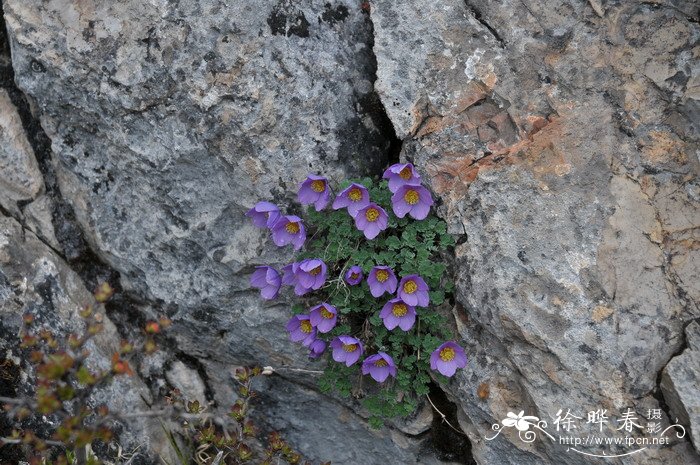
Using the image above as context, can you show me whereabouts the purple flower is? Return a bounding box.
[286,315,317,347]
[298,174,331,211]
[282,262,299,285]
[309,339,327,359]
[297,258,327,291]
[330,335,363,367]
[361,352,397,382]
[397,274,430,307]
[391,185,434,220]
[281,262,306,295]
[344,266,363,286]
[332,183,370,217]
[354,203,388,240]
[270,215,306,250]
[382,163,422,193]
[367,266,397,298]
[430,341,467,377]
[245,201,280,228]
[249,266,281,300]
[309,303,337,333]
[379,298,416,331]
[283,259,327,295]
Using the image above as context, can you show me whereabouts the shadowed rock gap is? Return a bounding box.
[0,1,113,285]
[363,6,475,463]
[427,382,475,464]
[653,318,699,422]
[362,9,402,167]
[463,0,506,48]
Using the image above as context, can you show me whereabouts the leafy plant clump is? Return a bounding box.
[248,164,467,428]
[1,283,321,465]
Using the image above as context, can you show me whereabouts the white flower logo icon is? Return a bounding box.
[487,410,555,443]
[502,411,540,431]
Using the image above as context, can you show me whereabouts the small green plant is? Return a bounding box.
[1,283,320,465]
[165,366,323,465]
[247,164,466,428]
[0,282,168,465]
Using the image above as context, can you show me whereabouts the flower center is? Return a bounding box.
[439,347,456,362]
[350,272,359,280]
[404,189,419,205]
[348,187,363,202]
[309,266,322,276]
[311,179,326,193]
[392,303,408,317]
[374,359,388,367]
[399,166,413,180]
[375,270,389,283]
[403,280,418,294]
[285,222,300,234]
[300,321,313,334]
[342,343,357,353]
[321,308,334,319]
[365,207,380,222]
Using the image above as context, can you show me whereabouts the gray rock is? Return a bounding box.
[250,374,448,465]
[165,360,207,404]
[21,195,61,251]
[371,0,699,463]
[661,321,700,451]
[0,88,43,215]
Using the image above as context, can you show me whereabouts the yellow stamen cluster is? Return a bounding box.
[399,166,413,180]
[365,207,380,222]
[285,222,300,234]
[350,272,359,280]
[311,179,326,192]
[392,303,408,317]
[403,280,418,294]
[374,359,388,367]
[300,321,313,334]
[309,266,322,276]
[375,270,389,283]
[321,308,334,319]
[343,343,358,353]
[404,189,419,205]
[439,347,456,362]
[348,187,363,201]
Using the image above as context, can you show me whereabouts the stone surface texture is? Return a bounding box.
[661,321,700,451]
[0,0,698,463]
[0,87,43,214]
[371,0,699,464]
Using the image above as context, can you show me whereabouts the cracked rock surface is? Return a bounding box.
[371,0,699,463]
[1,0,698,464]
[662,321,700,451]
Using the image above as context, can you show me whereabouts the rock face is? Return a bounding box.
[371,0,699,464]
[1,0,698,464]
[0,88,43,215]
[662,321,700,451]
